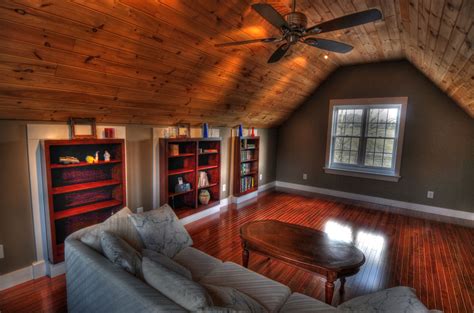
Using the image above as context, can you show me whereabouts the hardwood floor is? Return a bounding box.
[1,191,473,312]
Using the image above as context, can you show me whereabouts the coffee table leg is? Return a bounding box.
[325,273,337,304]
[241,241,250,268]
[340,277,346,294]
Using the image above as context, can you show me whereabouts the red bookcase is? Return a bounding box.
[159,138,221,218]
[43,139,126,263]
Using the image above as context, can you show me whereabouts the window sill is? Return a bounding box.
[323,167,401,182]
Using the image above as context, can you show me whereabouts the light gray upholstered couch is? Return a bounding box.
[65,208,440,313]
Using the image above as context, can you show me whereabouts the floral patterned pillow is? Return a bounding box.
[129,204,193,258]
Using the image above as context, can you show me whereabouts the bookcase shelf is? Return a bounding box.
[234,136,259,196]
[43,139,126,263]
[160,138,221,218]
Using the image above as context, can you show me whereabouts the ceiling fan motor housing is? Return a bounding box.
[285,12,307,30]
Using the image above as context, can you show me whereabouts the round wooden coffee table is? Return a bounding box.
[240,220,365,304]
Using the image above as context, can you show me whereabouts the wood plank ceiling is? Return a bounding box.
[0,0,472,127]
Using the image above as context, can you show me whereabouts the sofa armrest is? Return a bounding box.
[65,239,186,313]
[337,286,433,312]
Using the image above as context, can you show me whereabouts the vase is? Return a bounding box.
[199,189,211,205]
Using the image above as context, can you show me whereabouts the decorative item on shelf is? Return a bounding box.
[177,123,190,138]
[169,127,178,138]
[59,156,80,164]
[174,177,191,194]
[202,123,209,138]
[104,150,111,162]
[163,128,170,138]
[199,148,203,154]
[69,117,97,139]
[94,151,99,163]
[251,127,255,137]
[199,189,211,205]
[104,128,115,139]
[238,124,243,137]
[198,171,209,188]
[169,144,179,156]
[85,155,95,164]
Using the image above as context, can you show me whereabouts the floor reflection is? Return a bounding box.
[324,220,387,291]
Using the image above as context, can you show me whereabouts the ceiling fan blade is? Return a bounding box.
[268,44,290,63]
[307,9,382,34]
[304,38,353,53]
[215,37,281,47]
[252,3,289,30]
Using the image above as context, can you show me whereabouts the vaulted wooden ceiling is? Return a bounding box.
[0,0,472,127]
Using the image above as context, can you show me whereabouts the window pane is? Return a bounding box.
[365,152,374,166]
[377,124,386,137]
[369,109,378,123]
[373,153,383,167]
[354,110,363,122]
[341,151,350,163]
[352,123,361,136]
[367,123,377,136]
[387,108,398,123]
[346,110,354,123]
[337,110,346,123]
[336,123,344,135]
[333,150,342,163]
[384,139,394,154]
[335,137,343,150]
[350,151,358,164]
[375,139,384,153]
[378,109,388,123]
[383,154,393,168]
[344,123,353,136]
[366,138,375,152]
[386,123,396,138]
[351,138,359,151]
[343,137,351,150]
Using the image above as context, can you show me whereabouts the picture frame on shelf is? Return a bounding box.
[69,118,97,139]
[177,123,190,138]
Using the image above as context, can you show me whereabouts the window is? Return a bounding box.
[324,97,407,182]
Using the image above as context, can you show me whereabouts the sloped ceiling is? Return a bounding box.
[0,0,472,127]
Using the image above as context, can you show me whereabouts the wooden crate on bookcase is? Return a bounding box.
[43,139,126,263]
[233,136,259,196]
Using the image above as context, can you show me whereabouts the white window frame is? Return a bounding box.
[324,97,408,182]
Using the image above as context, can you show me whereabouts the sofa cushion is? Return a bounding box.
[200,262,291,313]
[279,293,337,313]
[142,249,192,280]
[337,286,430,313]
[203,284,267,313]
[79,207,144,253]
[130,204,193,258]
[100,231,142,276]
[173,247,223,281]
[142,257,211,311]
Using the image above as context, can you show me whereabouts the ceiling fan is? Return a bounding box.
[215,0,383,63]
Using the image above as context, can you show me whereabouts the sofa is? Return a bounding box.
[65,206,440,313]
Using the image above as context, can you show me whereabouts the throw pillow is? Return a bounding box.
[142,249,192,280]
[203,284,267,313]
[129,204,193,258]
[100,231,142,276]
[80,207,144,253]
[142,257,211,311]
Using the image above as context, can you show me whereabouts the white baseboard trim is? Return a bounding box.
[181,202,223,225]
[276,181,473,221]
[1,263,36,291]
[231,181,276,204]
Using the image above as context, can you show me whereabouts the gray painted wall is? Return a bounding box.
[0,121,277,274]
[276,61,474,213]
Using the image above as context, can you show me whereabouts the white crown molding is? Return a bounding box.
[276,181,473,221]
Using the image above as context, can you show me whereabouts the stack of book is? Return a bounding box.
[240,176,255,193]
[241,163,251,175]
[241,150,254,161]
[241,139,256,149]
